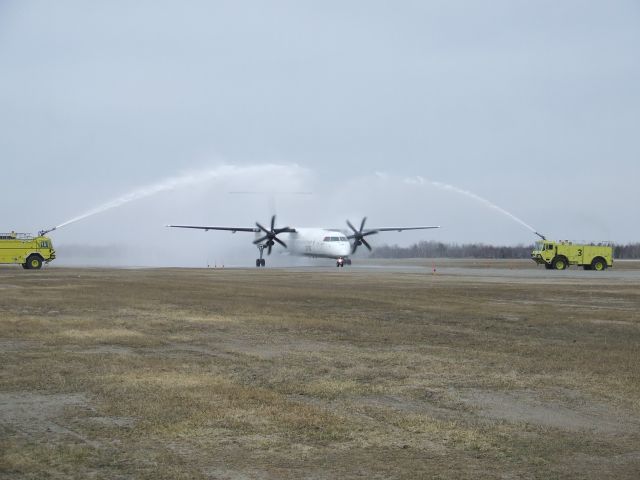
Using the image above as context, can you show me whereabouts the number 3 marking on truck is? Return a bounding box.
[577,249,582,256]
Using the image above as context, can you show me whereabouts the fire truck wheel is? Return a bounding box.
[552,256,568,270]
[27,255,43,270]
[591,257,606,271]
[22,263,30,269]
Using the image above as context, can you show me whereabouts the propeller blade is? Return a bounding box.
[347,217,372,254]
[253,235,268,244]
[254,216,291,253]
[273,237,287,248]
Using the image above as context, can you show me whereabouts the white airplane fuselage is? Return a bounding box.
[270,228,351,259]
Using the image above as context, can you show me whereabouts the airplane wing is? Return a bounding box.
[166,225,260,233]
[167,215,297,258]
[345,218,440,254]
[373,226,440,232]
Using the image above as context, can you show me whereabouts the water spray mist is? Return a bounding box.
[40,164,306,234]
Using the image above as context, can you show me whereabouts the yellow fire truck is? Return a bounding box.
[531,238,613,271]
[0,232,56,269]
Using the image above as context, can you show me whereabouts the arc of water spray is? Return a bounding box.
[42,164,305,235]
[430,181,537,233]
[406,176,539,235]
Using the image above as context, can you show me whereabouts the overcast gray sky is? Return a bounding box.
[1,1,639,265]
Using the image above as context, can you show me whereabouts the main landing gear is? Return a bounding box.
[255,244,266,267]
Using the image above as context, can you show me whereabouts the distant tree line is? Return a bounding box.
[369,241,640,259]
[614,244,640,259]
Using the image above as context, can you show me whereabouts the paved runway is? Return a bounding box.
[267,259,640,283]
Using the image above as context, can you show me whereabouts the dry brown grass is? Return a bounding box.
[1,263,639,479]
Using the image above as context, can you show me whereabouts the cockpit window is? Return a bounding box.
[324,235,348,242]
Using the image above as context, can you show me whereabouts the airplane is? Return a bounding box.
[168,216,439,267]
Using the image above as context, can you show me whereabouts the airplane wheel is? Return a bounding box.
[256,259,261,267]
[261,259,266,267]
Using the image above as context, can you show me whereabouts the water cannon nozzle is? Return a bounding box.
[38,227,57,237]
[534,231,546,241]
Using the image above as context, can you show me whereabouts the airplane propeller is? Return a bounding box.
[346,217,379,254]
[253,215,294,255]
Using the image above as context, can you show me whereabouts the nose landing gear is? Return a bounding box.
[336,257,351,267]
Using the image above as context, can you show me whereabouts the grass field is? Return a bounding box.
[1,262,639,479]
